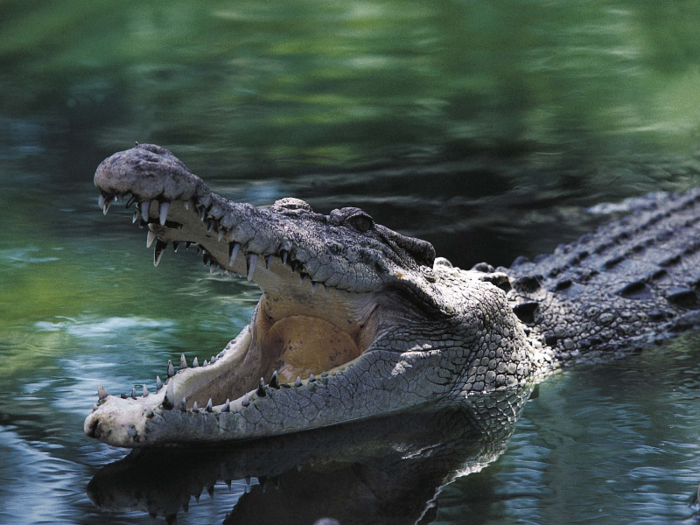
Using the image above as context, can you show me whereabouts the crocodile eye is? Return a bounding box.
[346,212,374,233]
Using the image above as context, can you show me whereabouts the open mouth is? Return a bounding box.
[84,144,447,446]
[85,145,397,444]
[147,197,384,407]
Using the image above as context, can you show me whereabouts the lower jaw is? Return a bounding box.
[175,315,364,408]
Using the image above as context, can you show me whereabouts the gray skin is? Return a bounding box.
[88,386,534,524]
[84,144,700,447]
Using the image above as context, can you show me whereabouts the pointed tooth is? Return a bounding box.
[167,360,175,378]
[247,254,258,281]
[270,370,279,389]
[257,377,266,397]
[185,241,192,250]
[154,238,167,267]
[180,397,187,412]
[207,219,214,233]
[218,229,224,242]
[132,209,139,223]
[173,241,179,252]
[199,206,206,221]
[229,242,240,266]
[192,357,199,367]
[205,398,213,412]
[131,387,137,399]
[203,359,209,366]
[156,376,163,391]
[192,401,199,413]
[141,200,151,222]
[266,255,273,269]
[143,385,149,397]
[241,394,250,407]
[180,354,188,369]
[309,374,316,382]
[126,195,137,208]
[223,399,231,412]
[157,201,169,225]
[210,262,216,274]
[321,371,328,377]
[295,376,302,387]
[163,380,175,410]
[184,201,189,210]
[98,194,106,209]
[97,385,108,400]
[281,250,288,265]
[300,275,307,285]
[146,230,157,248]
[103,202,111,215]
[311,282,319,293]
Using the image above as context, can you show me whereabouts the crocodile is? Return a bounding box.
[84,143,700,447]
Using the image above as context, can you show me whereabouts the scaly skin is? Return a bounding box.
[84,144,700,447]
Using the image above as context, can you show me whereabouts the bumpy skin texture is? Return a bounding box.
[501,188,700,361]
[85,144,700,447]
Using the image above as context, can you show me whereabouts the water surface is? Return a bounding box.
[2,1,700,523]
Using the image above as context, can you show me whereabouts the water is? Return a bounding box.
[2,1,700,523]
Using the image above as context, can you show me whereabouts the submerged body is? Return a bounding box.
[85,144,700,447]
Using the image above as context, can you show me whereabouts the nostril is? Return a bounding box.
[85,417,100,439]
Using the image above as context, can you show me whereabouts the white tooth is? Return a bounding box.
[143,385,149,397]
[97,385,108,400]
[156,376,163,391]
[218,230,224,242]
[132,210,139,223]
[159,201,169,225]
[229,243,240,267]
[184,201,189,210]
[102,202,110,215]
[295,376,302,387]
[311,282,319,293]
[165,379,175,406]
[210,263,216,274]
[180,354,188,369]
[141,200,151,222]
[247,254,257,281]
[266,255,273,269]
[98,194,105,209]
[242,394,250,407]
[146,230,156,248]
[282,251,288,265]
[192,357,199,367]
[300,275,307,285]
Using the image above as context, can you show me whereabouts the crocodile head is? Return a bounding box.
[85,144,537,447]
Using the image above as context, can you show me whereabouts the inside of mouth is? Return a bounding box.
[112,196,379,408]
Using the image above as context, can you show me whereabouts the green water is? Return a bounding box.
[2,1,700,523]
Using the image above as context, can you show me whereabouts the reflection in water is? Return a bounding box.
[88,385,535,524]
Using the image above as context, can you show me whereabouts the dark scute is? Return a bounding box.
[667,288,698,307]
[471,262,495,273]
[513,301,539,324]
[617,280,651,299]
[513,275,541,293]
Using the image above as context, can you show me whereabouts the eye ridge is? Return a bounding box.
[346,213,374,233]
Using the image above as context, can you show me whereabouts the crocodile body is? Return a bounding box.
[84,144,700,447]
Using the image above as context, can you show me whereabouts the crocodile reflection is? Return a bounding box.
[88,383,534,524]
